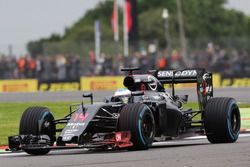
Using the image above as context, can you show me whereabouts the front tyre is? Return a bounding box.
[204,97,241,143]
[118,103,155,150]
[19,107,56,155]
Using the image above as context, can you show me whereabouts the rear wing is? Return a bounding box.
[154,69,207,84]
[154,68,213,110]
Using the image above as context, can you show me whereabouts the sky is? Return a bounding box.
[0,0,249,55]
[225,0,250,15]
[0,0,103,55]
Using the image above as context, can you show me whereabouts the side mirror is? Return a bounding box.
[82,92,93,104]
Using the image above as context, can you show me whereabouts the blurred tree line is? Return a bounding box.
[27,0,250,57]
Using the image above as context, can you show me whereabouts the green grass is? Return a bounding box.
[238,103,250,108]
[240,108,250,129]
[0,102,77,146]
[0,102,249,146]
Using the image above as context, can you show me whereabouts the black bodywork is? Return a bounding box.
[8,68,214,152]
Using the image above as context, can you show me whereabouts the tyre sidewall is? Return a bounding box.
[226,100,241,142]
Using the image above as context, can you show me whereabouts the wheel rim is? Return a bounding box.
[40,113,55,145]
[141,113,154,140]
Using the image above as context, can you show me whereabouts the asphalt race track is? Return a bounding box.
[1,134,250,167]
[0,87,250,103]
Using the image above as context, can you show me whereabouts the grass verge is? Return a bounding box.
[0,102,76,146]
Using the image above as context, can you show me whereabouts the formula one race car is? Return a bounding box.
[8,68,241,155]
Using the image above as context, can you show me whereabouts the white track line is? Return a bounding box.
[1,134,250,157]
[184,133,250,140]
[0,152,27,157]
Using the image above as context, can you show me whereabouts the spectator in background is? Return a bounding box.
[67,55,81,81]
[171,49,182,69]
[0,56,5,78]
[56,54,66,80]
[36,55,44,80]
[17,56,26,78]
[0,43,250,80]
[9,57,18,79]
[113,53,124,75]
[27,56,36,78]
[40,56,53,81]
[140,51,150,72]
[51,56,58,80]
[130,51,140,68]
[1,56,11,79]
[87,50,96,76]
[157,54,167,70]
[89,50,96,65]
[95,53,105,75]
[147,44,157,70]
[103,54,113,75]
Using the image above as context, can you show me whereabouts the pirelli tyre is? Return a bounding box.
[204,97,241,143]
[19,107,56,155]
[118,103,155,150]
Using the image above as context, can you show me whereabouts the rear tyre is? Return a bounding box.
[118,103,155,150]
[204,97,241,143]
[19,107,56,155]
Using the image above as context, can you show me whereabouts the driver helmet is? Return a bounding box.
[114,88,131,103]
